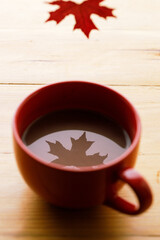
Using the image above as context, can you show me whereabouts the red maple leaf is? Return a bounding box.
[46,0,115,38]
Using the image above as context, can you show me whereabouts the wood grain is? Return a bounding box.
[0,0,160,239]
[0,30,159,85]
[0,0,160,85]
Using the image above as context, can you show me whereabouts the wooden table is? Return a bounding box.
[0,0,160,239]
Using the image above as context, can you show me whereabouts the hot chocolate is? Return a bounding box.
[22,109,131,167]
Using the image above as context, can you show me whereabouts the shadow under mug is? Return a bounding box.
[12,81,152,215]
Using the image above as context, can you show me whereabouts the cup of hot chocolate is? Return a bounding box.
[12,81,152,214]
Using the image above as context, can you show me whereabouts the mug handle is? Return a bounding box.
[105,168,153,215]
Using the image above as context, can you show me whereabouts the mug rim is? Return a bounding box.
[13,81,141,172]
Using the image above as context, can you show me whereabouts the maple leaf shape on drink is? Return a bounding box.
[46,0,116,38]
[46,132,108,167]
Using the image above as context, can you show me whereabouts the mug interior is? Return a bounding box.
[14,81,140,167]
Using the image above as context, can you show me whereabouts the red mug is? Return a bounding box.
[13,81,152,215]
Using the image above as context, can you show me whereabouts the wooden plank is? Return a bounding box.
[0,0,160,31]
[0,84,159,154]
[0,0,160,86]
[0,84,159,239]
[0,152,159,239]
[0,29,160,85]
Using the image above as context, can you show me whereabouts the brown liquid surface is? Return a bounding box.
[22,109,131,168]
